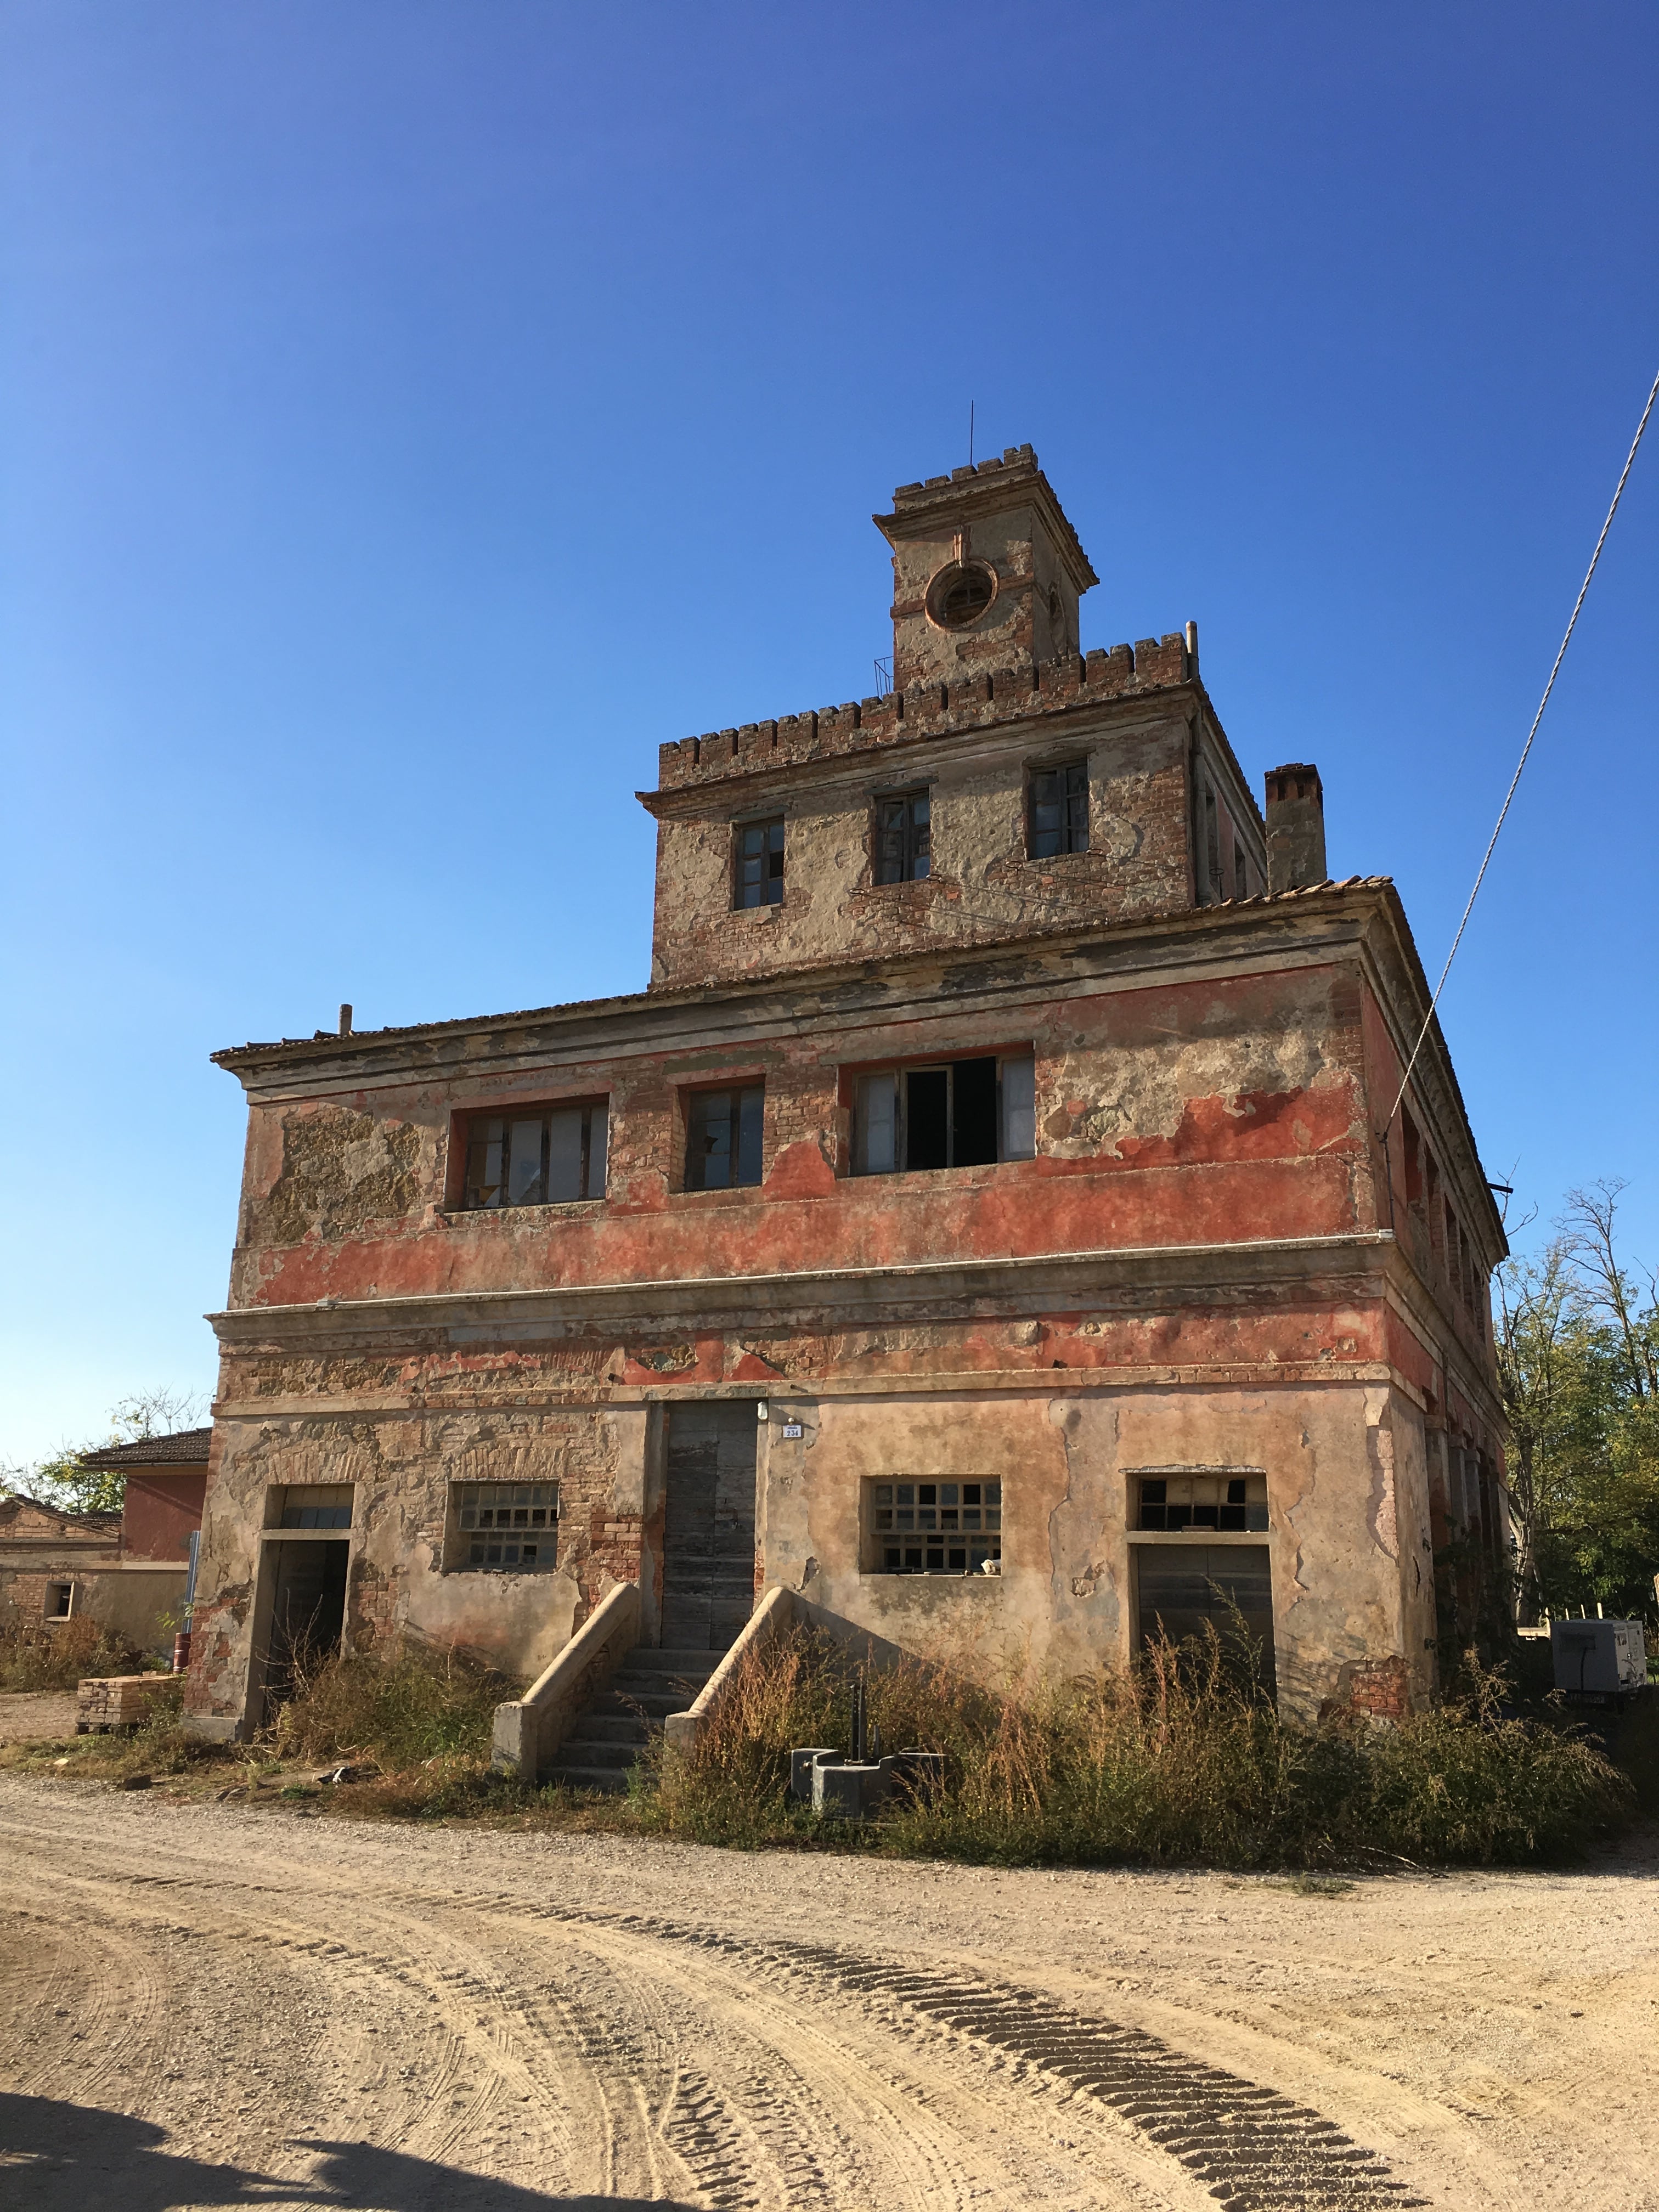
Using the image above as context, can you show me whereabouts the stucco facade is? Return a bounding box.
[185,452,1508,1738]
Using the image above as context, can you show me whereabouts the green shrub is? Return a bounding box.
[266,1638,517,1774]
[647,1627,1634,1868]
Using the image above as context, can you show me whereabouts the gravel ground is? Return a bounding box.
[0,1770,1654,2211]
[0,1693,78,1744]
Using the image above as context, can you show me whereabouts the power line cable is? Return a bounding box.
[1385,363,1659,1137]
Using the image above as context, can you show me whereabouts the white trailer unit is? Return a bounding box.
[1550,1618,1649,1700]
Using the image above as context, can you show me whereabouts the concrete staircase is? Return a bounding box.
[541,1645,722,1793]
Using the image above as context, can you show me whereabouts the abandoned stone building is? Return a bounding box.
[184,446,1509,1747]
[0,1427,208,1658]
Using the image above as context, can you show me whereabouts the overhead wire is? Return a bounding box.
[1384,362,1659,1138]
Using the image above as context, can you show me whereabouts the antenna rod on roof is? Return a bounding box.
[968,400,974,467]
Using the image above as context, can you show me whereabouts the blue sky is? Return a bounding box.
[3,2,1656,1464]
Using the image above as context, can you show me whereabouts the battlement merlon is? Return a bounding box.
[642,633,1242,812]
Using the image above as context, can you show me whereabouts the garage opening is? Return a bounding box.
[261,1539,350,1709]
[1135,1543,1276,1700]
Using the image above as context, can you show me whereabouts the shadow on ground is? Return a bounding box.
[0,2095,699,2212]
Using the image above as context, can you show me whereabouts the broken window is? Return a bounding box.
[46,1582,74,1620]
[735,816,785,909]
[686,1084,764,1190]
[462,1101,608,1210]
[278,1485,354,1531]
[451,1481,558,1572]
[1137,1472,1268,1532]
[853,1053,1035,1174]
[873,789,930,884]
[1029,761,1089,858]
[869,1480,1001,1574]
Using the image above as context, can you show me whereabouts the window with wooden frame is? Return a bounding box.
[873,789,930,884]
[868,1480,1001,1574]
[685,1083,765,1190]
[853,1052,1035,1175]
[734,816,785,909]
[46,1582,74,1620]
[450,1481,558,1572]
[1029,760,1089,857]
[461,1101,608,1210]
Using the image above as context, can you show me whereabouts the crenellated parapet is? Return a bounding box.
[654,633,1195,795]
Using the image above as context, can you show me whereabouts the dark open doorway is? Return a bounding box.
[660,1403,758,1652]
[261,1539,349,1709]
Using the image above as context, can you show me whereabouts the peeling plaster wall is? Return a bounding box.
[228,961,1372,1311]
[754,1381,1421,1719]
[185,1406,641,1734]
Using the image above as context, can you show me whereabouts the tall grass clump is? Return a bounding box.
[651,1626,1633,1867]
[267,1638,516,1775]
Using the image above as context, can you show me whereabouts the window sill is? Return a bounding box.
[729,902,781,921]
[441,1198,608,1221]
[1127,1529,1272,1544]
[860,1570,1005,1583]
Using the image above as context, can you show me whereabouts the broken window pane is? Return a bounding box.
[874,789,930,884]
[1136,1471,1268,1533]
[461,1103,608,1210]
[735,816,785,909]
[1030,760,1090,858]
[687,1084,765,1190]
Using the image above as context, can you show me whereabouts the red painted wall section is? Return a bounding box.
[229,963,1375,1312]
[121,1471,207,1561]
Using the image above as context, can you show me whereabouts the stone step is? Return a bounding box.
[577,1712,655,1745]
[554,1735,642,1768]
[543,1763,634,1795]
[592,1686,691,1719]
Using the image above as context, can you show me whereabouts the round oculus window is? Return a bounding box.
[926,561,998,630]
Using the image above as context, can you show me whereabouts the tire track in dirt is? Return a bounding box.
[1,1790,1435,2211]
[475,1901,1425,2212]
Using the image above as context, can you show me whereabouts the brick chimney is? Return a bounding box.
[1263,764,1327,893]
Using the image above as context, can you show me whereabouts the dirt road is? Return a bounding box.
[0,1774,1654,2212]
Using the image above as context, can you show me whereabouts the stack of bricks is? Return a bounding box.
[76,1674,174,1733]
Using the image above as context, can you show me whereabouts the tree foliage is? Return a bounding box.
[1498,1181,1659,1623]
[4,1388,207,1519]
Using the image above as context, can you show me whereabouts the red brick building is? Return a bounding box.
[185,449,1508,1737]
[1,1427,208,1658]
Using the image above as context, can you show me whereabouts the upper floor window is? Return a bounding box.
[462,1101,607,1210]
[854,1052,1035,1175]
[1030,761,1089,857]
[874,789,930,884]
[735,816,784,909]
[686,1083,764,1190]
